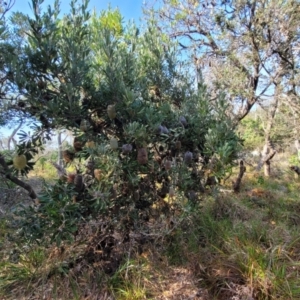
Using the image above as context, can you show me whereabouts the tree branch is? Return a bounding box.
[0,154,37,201]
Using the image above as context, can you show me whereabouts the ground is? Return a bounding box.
[1,159,300,299]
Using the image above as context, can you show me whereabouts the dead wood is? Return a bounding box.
[232,160,246,193]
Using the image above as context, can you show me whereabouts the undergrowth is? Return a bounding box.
[0,169,300,300]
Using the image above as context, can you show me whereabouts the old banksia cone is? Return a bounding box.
[80,119,90,132]
[169,186,175,197]
[122,144,133,154]
[184,151,193,164]
[179,116,187,127]
[63,150,75,163]
[137,148,148,165]
[13,154,27,170]
[175,140,181,149]
[74,174,84,192]
[157,125,169,135]
[107,105,116,119]
[67,173,76,183]
[73,137,83,152]
[164,160,172,171]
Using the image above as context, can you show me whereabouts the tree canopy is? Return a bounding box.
[146,0,300,123]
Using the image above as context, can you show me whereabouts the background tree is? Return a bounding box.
[0,0,16,126]
[146,0,300,175]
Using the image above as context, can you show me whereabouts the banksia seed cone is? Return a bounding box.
[157,125,163,134]
[94,169,102,181]
[80,119,89,132]
[63,150,75,163]
[86,160,95,170]
[107,105,116,119]
[164,160,172,171]
[175,140,181,150]
[13,154,27,170]
[137,148,148,165]
[184,151,193,164]
[122,144,133,154]
[110,138,118,150]
[169,186,175,197]
[74,174,83,192]
[157,125,169,135]
[179,116,187,127]
[73,137,83,152]
[161,125,169,134]
[67,173,76,183]
[133,190,140,201]
[187,190,197,201]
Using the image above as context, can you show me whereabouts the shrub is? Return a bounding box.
[4,1,241,244]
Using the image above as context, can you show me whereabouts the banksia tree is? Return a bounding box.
[2,0,241,240]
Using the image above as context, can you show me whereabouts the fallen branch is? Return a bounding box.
[232,160,246,193]
[0,154,37,201]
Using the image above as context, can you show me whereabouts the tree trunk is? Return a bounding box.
[57,130,71,167]
[57,130,63,167]
[257,84,281,176]
[264,160,271,177]
[232,160,246,192]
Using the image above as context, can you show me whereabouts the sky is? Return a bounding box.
[10,0,144,22]
[1,0,145,140]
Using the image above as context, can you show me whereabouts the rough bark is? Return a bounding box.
[257,141,277,177]
[232,160,246,193]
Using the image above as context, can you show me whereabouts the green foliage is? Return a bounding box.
[0,244,47,293]
[288,154,299,166]
[108,259,148,300]
[96,8,123,36]
[239,116,264,150]
[17,182,86,246]
[1,0,241,246]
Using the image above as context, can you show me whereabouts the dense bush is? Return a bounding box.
[2,0,241,244]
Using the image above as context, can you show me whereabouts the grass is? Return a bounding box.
[0,162,300,299]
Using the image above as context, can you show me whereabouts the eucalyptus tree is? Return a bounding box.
[146,0,300,175]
